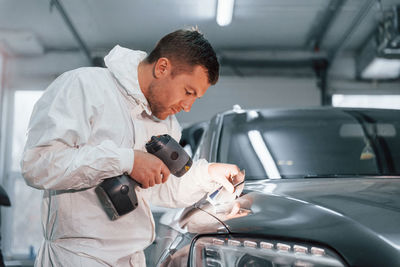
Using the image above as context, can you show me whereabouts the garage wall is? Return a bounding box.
[6,53,322,127]
[5,52,87,90]
[176,76,321,126]
[0,53,6,185]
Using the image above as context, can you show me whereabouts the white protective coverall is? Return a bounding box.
[21,45,223,266]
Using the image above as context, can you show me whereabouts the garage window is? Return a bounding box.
[2,90,43,262]
[332,94,400,110]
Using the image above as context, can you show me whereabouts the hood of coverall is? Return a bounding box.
[104,45,151,115]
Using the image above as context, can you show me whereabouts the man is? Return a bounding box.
[21,28,240,266]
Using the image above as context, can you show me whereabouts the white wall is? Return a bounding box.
[5,52,322,127]
[0,53,6,184]
[5,52,87,90]
[176,76,321,126]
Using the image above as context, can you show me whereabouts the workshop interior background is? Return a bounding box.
[0,0,400,266]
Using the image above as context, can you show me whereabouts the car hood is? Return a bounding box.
[197,178,400,266]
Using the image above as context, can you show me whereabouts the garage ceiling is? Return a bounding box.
[0,0,399,76]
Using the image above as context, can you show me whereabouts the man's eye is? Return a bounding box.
[185,90,192,96]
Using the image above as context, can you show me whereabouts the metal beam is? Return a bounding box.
[328,0,377,63]
[312,59,331,105]
[305,0,346,49]
[218,50,328,78]
[219,49,327,59]
[50,0,93,65]
[330,79,400,94]
[322,0,377,104]
[218,50,327,68]
[219,57,315,68]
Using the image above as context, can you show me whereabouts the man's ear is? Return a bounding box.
[154,57,171,78]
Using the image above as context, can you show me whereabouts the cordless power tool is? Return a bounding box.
[95,134,192,220]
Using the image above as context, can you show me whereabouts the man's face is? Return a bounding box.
[146,63,211,120]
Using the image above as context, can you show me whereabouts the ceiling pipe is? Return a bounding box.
[50,0,94,66]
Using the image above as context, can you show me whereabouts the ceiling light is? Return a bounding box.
[361,57,400,79]
[216,0,234,26]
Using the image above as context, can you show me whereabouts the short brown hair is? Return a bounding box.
[146,28,219,85]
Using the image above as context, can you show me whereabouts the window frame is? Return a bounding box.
[1,82,44,263]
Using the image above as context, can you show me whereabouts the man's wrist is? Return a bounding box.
[189,159,219,192]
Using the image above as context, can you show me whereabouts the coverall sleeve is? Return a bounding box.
[21,70,133,190]
[141,117,220,208]
[141,159,217,208]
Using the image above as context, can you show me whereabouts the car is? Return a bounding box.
[148,106,400,267]
[179,121,209,158]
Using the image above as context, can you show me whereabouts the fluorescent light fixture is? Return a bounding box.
[332,94,400,110]
[216,0,234,26]
[361,57,400,79]
[248,130,281,179]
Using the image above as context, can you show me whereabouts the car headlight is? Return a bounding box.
[190,235,347,267]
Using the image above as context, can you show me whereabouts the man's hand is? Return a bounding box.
[130,150,170,188]
[208,163,240,193]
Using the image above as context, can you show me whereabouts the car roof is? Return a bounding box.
[217,106,400,119]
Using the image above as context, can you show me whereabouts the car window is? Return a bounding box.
[218,109,400,179]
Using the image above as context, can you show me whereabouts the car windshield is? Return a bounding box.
[218,108,400,179]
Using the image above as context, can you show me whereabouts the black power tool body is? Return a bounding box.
[96,134,192,220]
